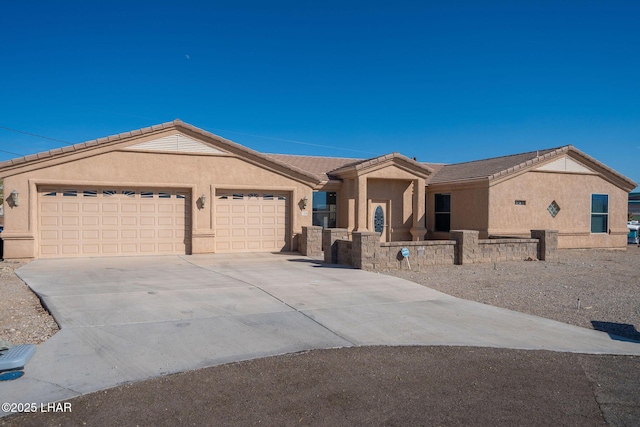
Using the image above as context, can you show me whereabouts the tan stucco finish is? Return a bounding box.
[1,127,315,258]
[336,161,430,242]
[0,122,635,259]
[427,182,489,240]
[426,169,629,248]
[488,171,628,248]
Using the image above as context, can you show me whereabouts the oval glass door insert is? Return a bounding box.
[374,205,384,235]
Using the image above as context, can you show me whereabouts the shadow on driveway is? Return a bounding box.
[591,321,640,343]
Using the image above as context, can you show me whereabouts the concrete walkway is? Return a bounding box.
[2,253,639,412]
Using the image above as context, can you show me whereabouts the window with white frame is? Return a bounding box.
[591,194,608,233]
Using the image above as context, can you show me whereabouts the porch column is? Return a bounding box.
[410,177,427,241]
[354,175,369,232]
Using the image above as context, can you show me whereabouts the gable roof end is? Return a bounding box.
[0,120,323,185]
[430,145,637,192]
[329,152,434,179]
[429,147,561,184]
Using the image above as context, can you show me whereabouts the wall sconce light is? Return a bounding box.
[10,190,19,207]
[199,194,206,208]
[300,196,308,209]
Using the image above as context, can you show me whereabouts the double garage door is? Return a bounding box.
[37,187,289,258]
[38,187,189,258]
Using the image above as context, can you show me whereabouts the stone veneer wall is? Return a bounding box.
[374,240,456,270]
[322,229,558,272]
[477,238,538,263]
[323,228,349,264]
[450,230,552,265]
[300,226,323,257]
[300,227,558,270]
[336,239,352,266]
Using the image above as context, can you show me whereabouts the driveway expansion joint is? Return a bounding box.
[9,253,640,418]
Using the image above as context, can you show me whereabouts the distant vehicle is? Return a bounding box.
[628,221,640,246]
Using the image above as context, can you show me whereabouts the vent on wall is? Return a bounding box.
[125,134,226,154]
[535,156,594,174]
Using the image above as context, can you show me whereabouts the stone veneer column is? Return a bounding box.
[300,226,323,257]
[323,228,349,264]
[531,230,558,261]
[352,231,380,270]
[450,230,479,265]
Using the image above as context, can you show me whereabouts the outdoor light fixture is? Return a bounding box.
[200,194,206,208]
[301,196,308,209]
[10,190,19,207]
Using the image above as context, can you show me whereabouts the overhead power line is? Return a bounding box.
[0,147,25,156]
[0,125,73,145]
[209,127,378,156]
[0,123,379,157]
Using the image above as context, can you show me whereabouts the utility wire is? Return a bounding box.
[0,147,25,156]
[0,125,73,145]
[0,123,379,157]
[209,127,378,156]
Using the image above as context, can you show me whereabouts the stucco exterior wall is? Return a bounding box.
[488,171,628,248]
[341,178,355,232]
[2,122,634,258]
[340,176,418,241]
[426,184,489,239]
[2,148,314,258]
[367,179,413,241]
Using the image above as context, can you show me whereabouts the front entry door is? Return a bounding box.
[372,200,389,242]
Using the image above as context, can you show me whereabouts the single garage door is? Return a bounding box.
[215,191,289,252]
[38,187,190,258]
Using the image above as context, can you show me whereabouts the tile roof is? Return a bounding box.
[266,154,363,181]
[1,120,634,190]
[0,120,323,184]
[328,152,434,177]
[427,147,564,184]
[269,152,435,181]
[0,121,181,169]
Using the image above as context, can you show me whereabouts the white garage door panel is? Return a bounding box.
[215,191,289,253]
[38,187,190,258]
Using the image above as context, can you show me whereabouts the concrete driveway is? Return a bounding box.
[3,252,640,410]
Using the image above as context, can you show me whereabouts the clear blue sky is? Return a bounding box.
[1,1,638,189]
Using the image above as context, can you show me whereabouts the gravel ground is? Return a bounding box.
[386,246,640,341]
[0,261,59,346]
[4,346,634,427]
[1,248,639,425]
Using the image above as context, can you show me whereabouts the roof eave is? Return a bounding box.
[330,152,433,179]
[0,120,322,186]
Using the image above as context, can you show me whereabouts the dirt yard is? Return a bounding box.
[1,247,639,426]
[0,260,58,345]
[386,245,640,341]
